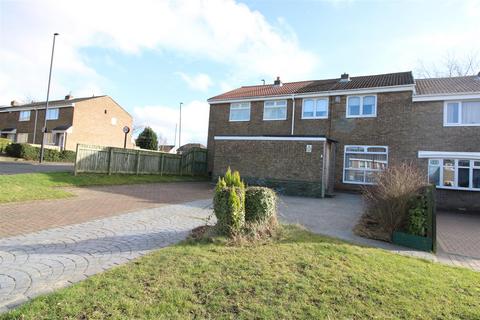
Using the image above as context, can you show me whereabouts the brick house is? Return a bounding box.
[0,95,133,150]
[207,71,480,211]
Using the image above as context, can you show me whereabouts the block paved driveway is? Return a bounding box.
[0,161,73,175]
[277,193,480,271]
[0,182,212,238]
[0,182,213,312]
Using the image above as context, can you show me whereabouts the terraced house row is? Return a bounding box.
[0,95,133,150]
[207,71,480,211]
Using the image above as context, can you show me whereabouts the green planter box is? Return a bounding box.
[392,231,433,252]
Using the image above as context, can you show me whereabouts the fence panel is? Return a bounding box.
[74,144,207,176]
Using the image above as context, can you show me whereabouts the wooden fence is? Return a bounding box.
[74,144,207,176]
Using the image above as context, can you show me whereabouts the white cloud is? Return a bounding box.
[176,72,213,91]
[132,100,209,146]
[0,0,318,104]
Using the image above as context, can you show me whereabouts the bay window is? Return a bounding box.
[428,159,480,191]
[343,145,388,184]
[263,100,287,120]
[444,100,480,126]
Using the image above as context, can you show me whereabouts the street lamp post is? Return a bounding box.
[39,32,59,163]
[178,102,183,149]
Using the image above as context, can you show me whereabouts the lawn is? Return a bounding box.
[0,172,208,203]
[3,225,479,319]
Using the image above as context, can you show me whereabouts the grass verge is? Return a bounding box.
[0,172,208,204]
[3,225,479,319]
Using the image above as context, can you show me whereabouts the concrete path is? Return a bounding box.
[0,160,73,175]
[0,182,212,238]
[278,193,480,271]
[0,199,213,312]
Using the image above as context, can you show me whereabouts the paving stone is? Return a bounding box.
[0,199,213,312]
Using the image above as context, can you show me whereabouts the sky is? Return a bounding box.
[1,0,479,145]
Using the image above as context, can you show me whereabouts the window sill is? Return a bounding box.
[263,118,287,121]
[436,186,480,192]
[342,180,376,185]
[229,119,250,122]
[443,123,480,127]
[301,116,328,120]
[346,115,377,119]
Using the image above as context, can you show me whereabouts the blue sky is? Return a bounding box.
[1,0,479,145]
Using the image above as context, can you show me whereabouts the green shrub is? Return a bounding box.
[245,187,277,223]
[213,186,245,235]
[0,138,11,153]
[213,167,246,235]
[5,143,76,162]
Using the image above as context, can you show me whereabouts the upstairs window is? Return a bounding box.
[347,95,377,118]
[264,100,287,120]
[302,98,328,119]
[428,159,480,191]
[229,102,250,122]
[343,145,388,184]
[46,108,59,120]
[19,110,30,121]
[444,101,480,126]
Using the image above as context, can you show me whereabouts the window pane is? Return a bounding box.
[46,108,59,120]
[346,146,364,152]
[458,168,470,188]
[303,99,314,118]
[367,147,387,153]
[363,96,375,115]
[458,160,470,167]
[446,103,459,124]
[365,171,377,183]
[230,109,249,121]
[315,99,328,117]
[344,170,364,183]
[348,97,360,116]
[428,165,440,186]
[429,159,440,166]
[461,101,480,124]
[443,159,455,187]
[474,161,480,167]
[265,101,274,107]
[276,100,287,107]
[473,169,480,189]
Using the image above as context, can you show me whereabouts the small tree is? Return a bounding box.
[135,127,158,150]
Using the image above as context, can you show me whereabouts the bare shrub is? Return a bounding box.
[354,162,427,242]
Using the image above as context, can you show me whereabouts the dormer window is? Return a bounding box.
[346,95,377,118]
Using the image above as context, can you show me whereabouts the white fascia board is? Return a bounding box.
[0,104,75,113]
[418,150,480,160]
[208,85,415,104]
[413,93,480,102]
[214,136,326,142]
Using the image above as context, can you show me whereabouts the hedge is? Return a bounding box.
[0,138,11,153]
[5,143,76,162]
[245,187,277,223]
[213,186,246,234]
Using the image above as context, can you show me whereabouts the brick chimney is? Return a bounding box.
[10,100,19,106]
[65,94,73,100]
[273,76,282,86]
[339,73,350,82]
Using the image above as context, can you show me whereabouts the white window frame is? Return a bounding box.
[301,98,329,119]
[428,158,480,191]
[263,100,287,121]
[229,102,251,122]
[18,110,31,121]
[346,95,377,118]
[46,108,59,120]
[443,100,480,127]
[343,145,388,185]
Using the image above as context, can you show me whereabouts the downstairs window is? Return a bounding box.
[343,145,388,184]
[428,159,480,191]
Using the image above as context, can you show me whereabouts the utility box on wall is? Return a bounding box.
[306,144,312,153]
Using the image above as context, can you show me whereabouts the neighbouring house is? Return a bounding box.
[177,143,206,154]
[207,72,480,211]
[0,95,133,151]
[158,144,175,152]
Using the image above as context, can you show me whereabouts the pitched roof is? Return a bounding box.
[0,96,105,110]
[208,71,414,102]
[415,75,480,95]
